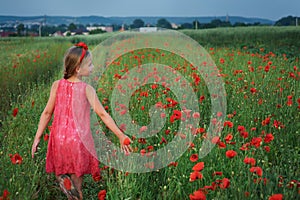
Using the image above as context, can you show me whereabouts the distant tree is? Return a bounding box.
[89,29,106,35]
[77,24,85,29]
[210,19,231,27]
[41,25,58,36]
[68,23,77,31]
[57,24,68,32]
[275,16,299,26]
[157,18,172,29]
[17,23,25,36]
[180,23,193,29]
[131,19,145,29]
[253,22,261,26]
[233,22,247,27]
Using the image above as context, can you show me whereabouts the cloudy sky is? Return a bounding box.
[0,0,299,20]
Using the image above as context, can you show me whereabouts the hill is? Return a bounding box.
[0,15,274,26]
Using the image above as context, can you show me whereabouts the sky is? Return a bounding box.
[0,0,299,21]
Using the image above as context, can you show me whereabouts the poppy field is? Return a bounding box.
[0,27,299,200]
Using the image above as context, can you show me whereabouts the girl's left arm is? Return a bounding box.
[31,81,58,158]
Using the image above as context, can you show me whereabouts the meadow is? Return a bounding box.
[0,26,299,200]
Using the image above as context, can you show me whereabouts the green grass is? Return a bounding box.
[0,27,299,199]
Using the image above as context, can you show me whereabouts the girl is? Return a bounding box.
[31,42,132,199]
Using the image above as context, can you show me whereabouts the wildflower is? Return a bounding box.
[63,178,72,190]
[264,133,274,143]
[98,189,106,200]
[212,171,223,177]
[225,150,237,159]
[1,189,10,200]
[192,162,204,171]
[44,134,49,141]
[123,138,131,145]
[189,190,206,200]
[250,166,263,177]
[9,153,23,164]
[190,154,199,162]
[269,194,283,200]
[224,121,233,128]
[190,171,203,182]
[220,178,230,189]
[12,107,18,117]
[251,137,262,148]
[244,157,256,166]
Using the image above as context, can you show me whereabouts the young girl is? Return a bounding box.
[31,42,132,199]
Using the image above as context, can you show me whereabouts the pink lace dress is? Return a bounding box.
[46,79,99,178]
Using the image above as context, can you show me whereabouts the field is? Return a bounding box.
[0,26,299,200]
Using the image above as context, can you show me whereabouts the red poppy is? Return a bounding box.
[192,162,205,171]
[225,150,237,158]
[211,136,220,144]
[147,145,154,152]
[262,117,271,126]
[269,194,283,200]
[190,154,199,162]
[218,141,226,149]
[98,189,106,200]
[92,172,101,182]
[251,137,262,148]
[63,178,72,190]
[140,149,146,156]
[44,134,49,141]
[189,190,206,200]
[192,112,200,119]
[244,157,256,166]
[273,120,285,129]
[160,137,167,144]
[9,153,23,164]
[250,88,257,94]
[219,58,225,64]
[220,178,230,189]
[240,143,250,151]
[123,138,131,145]
[264,146,270,152]
[264,133,274,143]
[250,166,263,177]
[168,162,178,167]
[12,107,18,117]
[225,133,233,143]
[265,65,270,72]
[212,171,223,177]
[224,121,233,128]
[170,110,182,123]
[240,131,249,139]
[2,189,9,199]
[190,171,203,182]
[199,95,205,103]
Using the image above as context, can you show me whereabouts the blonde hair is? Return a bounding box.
[63,46,91,79]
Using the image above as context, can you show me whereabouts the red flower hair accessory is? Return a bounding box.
[75,42,88,64]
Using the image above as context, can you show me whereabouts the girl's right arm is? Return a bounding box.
[31,80,58,158]
[86,84,132,154]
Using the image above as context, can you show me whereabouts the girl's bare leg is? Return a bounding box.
[70,174,83,200]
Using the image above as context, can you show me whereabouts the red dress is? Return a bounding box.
[46,79,100,178]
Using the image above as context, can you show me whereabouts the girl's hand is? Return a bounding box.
[120,136,133,155]
[31,138,40,158]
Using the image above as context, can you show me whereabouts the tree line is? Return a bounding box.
[4,15,300,37]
